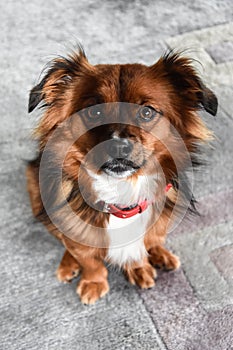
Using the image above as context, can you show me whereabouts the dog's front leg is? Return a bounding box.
[62,236,109,305]
[144,219,180,271]
[76,258,109,305]
[124,258,157,289]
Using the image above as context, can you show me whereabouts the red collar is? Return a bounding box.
[107,183,172,219]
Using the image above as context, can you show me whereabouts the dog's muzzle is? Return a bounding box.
[100,138,140,178]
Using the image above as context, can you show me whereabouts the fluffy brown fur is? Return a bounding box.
[27,48,217,304]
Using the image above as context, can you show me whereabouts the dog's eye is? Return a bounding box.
[138,106,158,122]
[87,106,104,119]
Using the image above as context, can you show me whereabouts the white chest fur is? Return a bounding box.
[86,170,159,266]
[106,206,152,266]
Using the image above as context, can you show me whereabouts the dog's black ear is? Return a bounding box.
[197,84,218,116]
[28,78,46,113]
[28,47,89,113]
[153,52,218,117]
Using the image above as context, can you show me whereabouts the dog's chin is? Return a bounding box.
[101,159,141,178]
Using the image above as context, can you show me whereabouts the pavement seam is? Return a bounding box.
[135,288,169,350]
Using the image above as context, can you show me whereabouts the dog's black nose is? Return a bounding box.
[107,138,133,158]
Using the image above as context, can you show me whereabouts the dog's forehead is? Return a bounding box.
[92,63,168,104]
[95,63,146,76]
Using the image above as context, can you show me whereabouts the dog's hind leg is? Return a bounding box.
[56,250,80,283]
[26,158,43,217]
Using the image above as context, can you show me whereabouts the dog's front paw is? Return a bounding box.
[126,263,156,289]
[76,279,110,305]
[149,246,180,271]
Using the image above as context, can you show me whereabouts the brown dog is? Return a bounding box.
[27,48,217,304]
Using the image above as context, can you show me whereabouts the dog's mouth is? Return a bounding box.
[101,158,141,178]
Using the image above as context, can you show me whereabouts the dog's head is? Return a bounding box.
[29,48,217,208]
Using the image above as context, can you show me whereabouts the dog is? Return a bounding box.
[26,48,217,304]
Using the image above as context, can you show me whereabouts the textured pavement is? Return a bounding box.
[1,1,233,349]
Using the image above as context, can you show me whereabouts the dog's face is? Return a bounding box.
[73,102,166,179]
[29,50,217,197]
